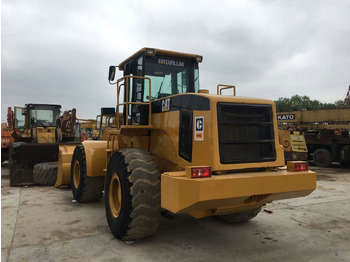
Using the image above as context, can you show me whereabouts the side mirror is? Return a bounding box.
[96,115,101,130]
[22,108,27,115]
[107,116,115,127]
[108,66,116,81]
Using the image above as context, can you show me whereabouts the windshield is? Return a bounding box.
[144,64,189,101]
[30,109,55,127]
[141,56,199,101]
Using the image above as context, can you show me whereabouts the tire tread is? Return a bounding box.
[33,162,58,186]
[105,148,161,241]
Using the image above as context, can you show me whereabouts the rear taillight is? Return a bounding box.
[191,167,211,178]
[287,161,309,172]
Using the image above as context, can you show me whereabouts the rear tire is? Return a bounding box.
[71,145,104,203]
[105,148,161,241]
[216,207,262,223]
[33,162,58,186]
[313,148,332,167]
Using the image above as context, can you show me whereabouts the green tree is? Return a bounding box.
[275,95,338,112]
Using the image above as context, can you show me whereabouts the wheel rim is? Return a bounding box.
[109,173,122,218]
[73,160,81,188]
[316,153,326,164]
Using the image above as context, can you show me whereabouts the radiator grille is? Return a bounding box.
[217,103,276,164]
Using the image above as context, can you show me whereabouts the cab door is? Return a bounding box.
[131,56,148,124]
[14,107,26,130]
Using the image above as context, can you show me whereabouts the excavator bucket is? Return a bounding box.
[9,143,59,186]
[55,144,78,187]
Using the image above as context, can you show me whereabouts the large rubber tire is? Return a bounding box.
[105,148,161,241]
[71,145,104,203]
[33,162,58,186]
[216,207,262,223]
[313,148,332,167]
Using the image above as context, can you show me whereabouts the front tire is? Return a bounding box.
[105,148,161,241]
[71,145,104,202]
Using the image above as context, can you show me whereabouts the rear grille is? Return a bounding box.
[179,109,193,162]
[217,103,276,164]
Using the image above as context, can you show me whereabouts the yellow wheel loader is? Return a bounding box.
[55,107,116,187]
[95,107,116,140]
[59,48,316,241]
[8,104,78,186]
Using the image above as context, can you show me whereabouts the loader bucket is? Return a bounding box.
[55,144,78,187]
[9,143,59,186]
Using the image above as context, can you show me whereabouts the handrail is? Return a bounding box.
[116,75,152,129]
[217,84,236,96]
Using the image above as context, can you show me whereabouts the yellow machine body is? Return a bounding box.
[66,94,315,217]
[60,48,316,218]
[161,169,315,218]
[35,127,56,143]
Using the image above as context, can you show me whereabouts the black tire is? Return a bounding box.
[216,207,262,223]
[2,148,9,164]
[33,162,58,186]
[313,148,332,167]
[105,148,161,241]
[71,145,104,203]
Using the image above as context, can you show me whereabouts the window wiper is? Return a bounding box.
[35,119,47,128]
[156,78,165,99]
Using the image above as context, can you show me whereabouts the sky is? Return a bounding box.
[2,0,350,121]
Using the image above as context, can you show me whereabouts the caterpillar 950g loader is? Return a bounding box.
[66,48,316,241]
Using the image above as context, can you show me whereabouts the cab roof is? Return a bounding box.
[25,104,61,109]
[118,47,202,70]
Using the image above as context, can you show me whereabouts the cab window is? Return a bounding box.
[15,108,25,129]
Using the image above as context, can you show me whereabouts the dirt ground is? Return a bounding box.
[1,163,350,262]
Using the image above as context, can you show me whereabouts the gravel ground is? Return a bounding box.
[2,162,350,262]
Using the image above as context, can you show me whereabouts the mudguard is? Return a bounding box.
[83,140,107,177]
[55,140,107,187]
[55,144,77,187]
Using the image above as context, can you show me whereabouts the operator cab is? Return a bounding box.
[27,104,61,128]
[14,104,61,130]
[109,48,203,125]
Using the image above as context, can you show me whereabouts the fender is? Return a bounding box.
[55,140,107,187]
[83,140,107,177]
[56,144,77,187]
